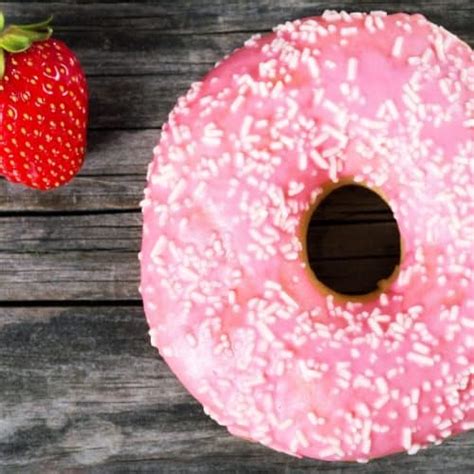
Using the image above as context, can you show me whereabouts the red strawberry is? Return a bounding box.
[0,13,88,190]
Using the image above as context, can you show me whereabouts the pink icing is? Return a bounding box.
[140,11,474,461]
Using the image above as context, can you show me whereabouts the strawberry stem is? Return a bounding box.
[0,12,53,79]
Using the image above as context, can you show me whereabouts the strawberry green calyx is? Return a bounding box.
[0,12,53,78]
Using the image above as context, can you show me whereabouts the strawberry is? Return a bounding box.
[0,13,88,190]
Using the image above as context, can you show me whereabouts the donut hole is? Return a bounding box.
[306,184,401,296]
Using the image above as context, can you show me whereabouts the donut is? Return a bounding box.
[140,11,474,462]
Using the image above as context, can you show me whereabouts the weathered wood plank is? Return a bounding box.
[0,251,138,301]
[0,3,471,79]
[0,212,398,301]
[2,1,473,38]
[62,31,248,77]
[0,306,473,471]
[87,75,186,129]
[26,27,474,78]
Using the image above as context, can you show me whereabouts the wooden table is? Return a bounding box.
[1,1,473,471]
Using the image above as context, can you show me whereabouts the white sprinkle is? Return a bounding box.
[361,420,372,454]
[322,124,349,146]
[340,11,352,22]
[241,116,253,137]
[168,178,186,203]
[161,346,174,357]
[364,15,376,33]
[422,381,432,392]
[368,318,383,336]
[375,377,389,394]
[438,419,452,431]
[323,102,342,122]
[307,412,318,425]
[434,34,446,61]
[151,235,167,262]
[463,119,474,128]
[307,57,320,77]
[408,405,418,421]
[347,57,358,82]
[407,444,421,455]
[180,266,198,281]
[325,59,337,70]
[328,156,338,182]
[311,91,325,110]
[298,153,308,171]
[230,95,245,113]
[322,146,341,159]
[202,136,221,147]
[360,118,386,130]
[319,447,339,458]
[374,15,385,30]
[392,36,404,58]
[265,280,282,291]
[461,317,474,329]
[186,333,197,347]
[204,123,223,138]
[407,352,434,367]
[356,402,370,418]
[413,342,430,355]
[190,291,206,304]
[322,10,341,22]
[340,82,350,96]
[279,418,293,430]
[256,321,275,342]
[341,26,358,36]
[386,99,400,120]
[411,388,421,404]
[296,429,310,448]
[374,395,390,410]
[402,92,418,112]
[279,290,298,308]
[288,181,305,196]
[310,150,329,169]
[402,428,412,450]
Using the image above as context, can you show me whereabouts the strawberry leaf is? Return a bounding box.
[0,13,54,78]
[1,31,33,52]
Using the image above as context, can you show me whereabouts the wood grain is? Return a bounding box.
[1,1,473,38]
[1,306,473,472]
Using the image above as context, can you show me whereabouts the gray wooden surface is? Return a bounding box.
[0,1,472,472]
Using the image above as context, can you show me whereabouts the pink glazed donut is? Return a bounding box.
[140,11,474,462]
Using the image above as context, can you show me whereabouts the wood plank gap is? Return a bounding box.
[85,70,212,78]
[88,126,162,131]
[0,208,140,218]
[0,300,142,308]
[55,26,268,36]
